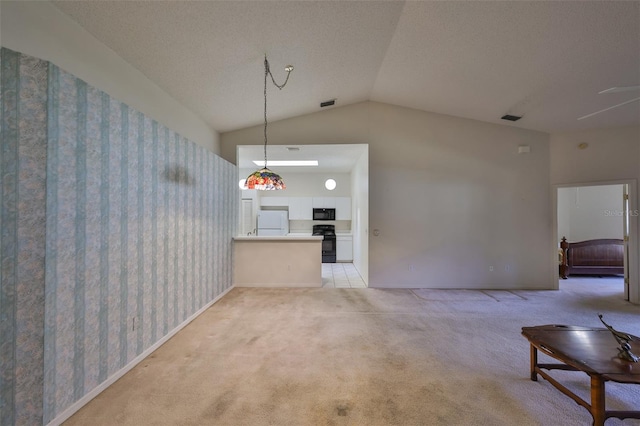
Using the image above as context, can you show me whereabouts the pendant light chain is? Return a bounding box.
[266,56,292,90]
[244,56,293,191]
[263,55,293,169]
[264,57,268,168]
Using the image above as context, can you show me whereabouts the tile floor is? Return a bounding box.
[322,263,367,288]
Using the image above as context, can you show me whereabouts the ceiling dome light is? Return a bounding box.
[325,179,337,190]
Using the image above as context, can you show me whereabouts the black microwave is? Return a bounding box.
[313,208,335,221]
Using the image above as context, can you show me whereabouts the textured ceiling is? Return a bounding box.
[52,1,639,134]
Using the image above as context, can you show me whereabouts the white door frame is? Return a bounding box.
[551,179,639,304]
[623,184,631,299]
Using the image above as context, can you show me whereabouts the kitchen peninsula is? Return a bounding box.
[233,235,323,287]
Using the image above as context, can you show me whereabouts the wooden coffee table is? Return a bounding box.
[522,324,640,426]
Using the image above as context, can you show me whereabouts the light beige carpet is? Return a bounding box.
[65,277,640,425]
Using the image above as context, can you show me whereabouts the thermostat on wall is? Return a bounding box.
[518,145,530,154]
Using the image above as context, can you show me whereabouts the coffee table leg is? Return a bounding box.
[530,344,538,381]
[590,375,605,426]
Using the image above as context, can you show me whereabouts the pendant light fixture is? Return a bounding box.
[244,56,293,190]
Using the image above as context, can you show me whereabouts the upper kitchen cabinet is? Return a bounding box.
[289,197,313,220]
[311,196,351,220]
[260,196,289,207]
[335,197,352,220]
[312,197,336,208]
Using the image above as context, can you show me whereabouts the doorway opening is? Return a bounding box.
[237,143,369,286]
[556,183,634,301]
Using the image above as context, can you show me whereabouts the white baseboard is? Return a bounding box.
[46,285,235,426]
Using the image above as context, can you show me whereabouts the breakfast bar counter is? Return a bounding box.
[233,236,323,287]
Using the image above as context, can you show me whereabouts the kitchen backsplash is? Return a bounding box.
[289,220,352,233]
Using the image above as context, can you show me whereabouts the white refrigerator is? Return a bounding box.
[256,210,289,236]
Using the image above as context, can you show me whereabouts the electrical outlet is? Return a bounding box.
[504,265,510,271]
[489,266,494,272]
[408,264,414,271]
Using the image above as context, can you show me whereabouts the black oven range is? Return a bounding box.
[312,224,336,263]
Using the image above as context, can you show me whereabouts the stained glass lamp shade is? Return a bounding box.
[245,167,286,190]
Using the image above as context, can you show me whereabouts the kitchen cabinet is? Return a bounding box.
[289,197,313,220]
[312,197,336,208]
[260,196,288,207]
[336,235,353,262]
[335,197,351,220]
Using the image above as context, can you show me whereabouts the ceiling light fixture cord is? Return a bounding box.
[245,56,293,191]
[263,55,293,167]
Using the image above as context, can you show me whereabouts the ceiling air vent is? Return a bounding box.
[501,114,522,122]
[320,99,336,108]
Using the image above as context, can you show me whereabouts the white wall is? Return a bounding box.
[0,1,219,152]
[351,148,369,283]
[550,125,640,303]
[246,171,352,198]
[558,185,624,242]
[550,127,640,184]
[222,101,552,289]
[557,188,572,244]
[238,171,354,232]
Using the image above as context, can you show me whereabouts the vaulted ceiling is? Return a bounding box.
[52,1,639,134]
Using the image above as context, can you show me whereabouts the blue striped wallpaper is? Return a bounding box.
[0,48,238,425]
[0,48,48,426]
